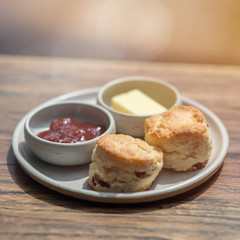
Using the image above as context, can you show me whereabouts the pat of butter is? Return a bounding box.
[111,89,167,115]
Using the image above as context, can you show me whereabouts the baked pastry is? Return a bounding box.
[145,106,212,171]
[88,134,163,192]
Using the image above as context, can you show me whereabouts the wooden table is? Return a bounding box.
[0,55,239,240]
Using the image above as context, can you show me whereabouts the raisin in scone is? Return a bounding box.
[88,134,163,192]
[144,106,212,171]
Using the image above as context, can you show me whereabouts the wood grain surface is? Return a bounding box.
[0,55,239,240]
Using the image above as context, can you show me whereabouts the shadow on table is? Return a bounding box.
[8,146,224,213]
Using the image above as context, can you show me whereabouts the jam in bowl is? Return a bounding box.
[37,117,106,143]
[24,101,116,166]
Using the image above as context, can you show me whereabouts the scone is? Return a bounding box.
[145,106,212,171]
[88,134,163,192]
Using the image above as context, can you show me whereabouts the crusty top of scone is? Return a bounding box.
[96,134,162,164]
[145,106,208,138]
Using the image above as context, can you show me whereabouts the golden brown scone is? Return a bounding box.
[88,134,163,192]
[145,106,212,171]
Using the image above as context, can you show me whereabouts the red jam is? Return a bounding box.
[37,118,106,143]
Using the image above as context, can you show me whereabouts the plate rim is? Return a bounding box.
[12,88,229,203]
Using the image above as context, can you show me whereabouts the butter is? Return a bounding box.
[111,89,167,115]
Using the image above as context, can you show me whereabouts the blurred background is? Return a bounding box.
[1,0,240,64]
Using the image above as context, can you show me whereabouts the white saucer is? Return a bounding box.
[12,88,229,203]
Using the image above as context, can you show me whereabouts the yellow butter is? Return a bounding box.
[111,89,167,115]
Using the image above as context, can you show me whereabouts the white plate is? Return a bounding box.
[12,88,229,203]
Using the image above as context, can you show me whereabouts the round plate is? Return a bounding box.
[12,88,229,203]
